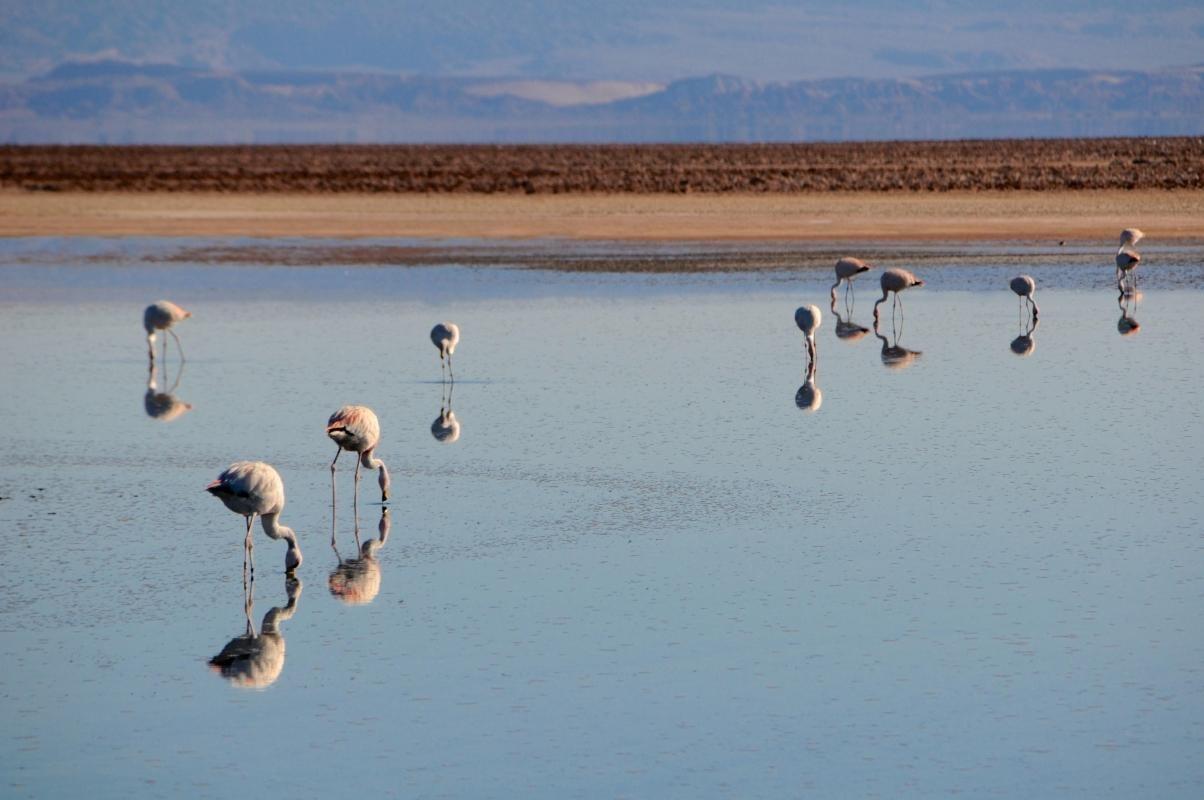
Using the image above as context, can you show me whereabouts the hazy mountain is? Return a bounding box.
[1,60,1201,143]
[2,1,1203,83]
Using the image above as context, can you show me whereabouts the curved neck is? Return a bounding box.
[261,513,294,545]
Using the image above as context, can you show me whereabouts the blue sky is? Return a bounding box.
[2,0,1202,81]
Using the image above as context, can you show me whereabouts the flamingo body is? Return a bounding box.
[206,461,302,573]
[795,304,821,364]
[431,322,460,357]
[1009,274,1040,320]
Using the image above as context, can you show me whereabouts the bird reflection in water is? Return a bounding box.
[873,311,922,370]
[1117,288,1141,336]
[830,268,871,344]
[1010,315,1040,357]
[209,575,302,689]
[795,358,822,413]
[431,375,461,444]
[144,356,192,421]
[329,506,391,606]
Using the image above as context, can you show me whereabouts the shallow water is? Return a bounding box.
[1,239,1203,798]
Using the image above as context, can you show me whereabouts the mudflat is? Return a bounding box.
[2,189,1202,241]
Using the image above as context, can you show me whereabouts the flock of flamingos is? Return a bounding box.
[140,228,1147,685]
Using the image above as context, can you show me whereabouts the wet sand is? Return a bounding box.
[2,190,1203,242]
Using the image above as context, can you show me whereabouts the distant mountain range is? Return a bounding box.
[2,60,1202,143]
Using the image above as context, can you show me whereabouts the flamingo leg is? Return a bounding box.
[448,354,454,383]
[168,328,185,363]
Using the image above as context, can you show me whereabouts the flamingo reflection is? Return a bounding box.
[794,358,822,413]
[431,376,461,444]
[144,357,192,421]
[329,507,391,606]
[1010,315,1039,357]
[873,313,922,370]
[209,575,302,689]
[1117,288,1141,336]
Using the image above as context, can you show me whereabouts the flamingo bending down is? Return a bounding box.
[1009,274,1040,321]
[326,405,391,503]
[143,300,191,362]
[873,268,924,326]
[431,322,460,380]
[794,304,822,365]
[830,257,872,308]
[206,461,302,576]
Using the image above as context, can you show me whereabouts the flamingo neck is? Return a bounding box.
[361,451,391,497]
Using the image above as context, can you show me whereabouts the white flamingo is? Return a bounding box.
[873,268,925,326]
[830,257,872,308]
[1010,274,1040,321]
[1116,228,1144,293]
[794,304,821,366]
[206,461,303,577]
[326,405,391,503]
[431,322,460,380]
[143,300,191,362]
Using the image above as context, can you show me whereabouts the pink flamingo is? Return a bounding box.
[206,461,302,577]
[143,300,191,362]
[830,257,872,308]
[326,405,391,503]
[873,268,925,326]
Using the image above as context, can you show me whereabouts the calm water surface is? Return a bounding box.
[1,240,1203,798]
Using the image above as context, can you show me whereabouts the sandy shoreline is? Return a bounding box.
[2,190,1203,242]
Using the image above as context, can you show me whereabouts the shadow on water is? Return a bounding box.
[209,574,302,689]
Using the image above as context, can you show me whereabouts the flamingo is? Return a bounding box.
[209,576,302,689]
[1116,228,1144,294]
[143,300,191,362]
[431,322,460,380]
[873,268,924,326]
[1009,275,1040,321]
[206,461,303,577]
[830,257,872,309]
[326,405,391,503]
[794,304,821,366]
